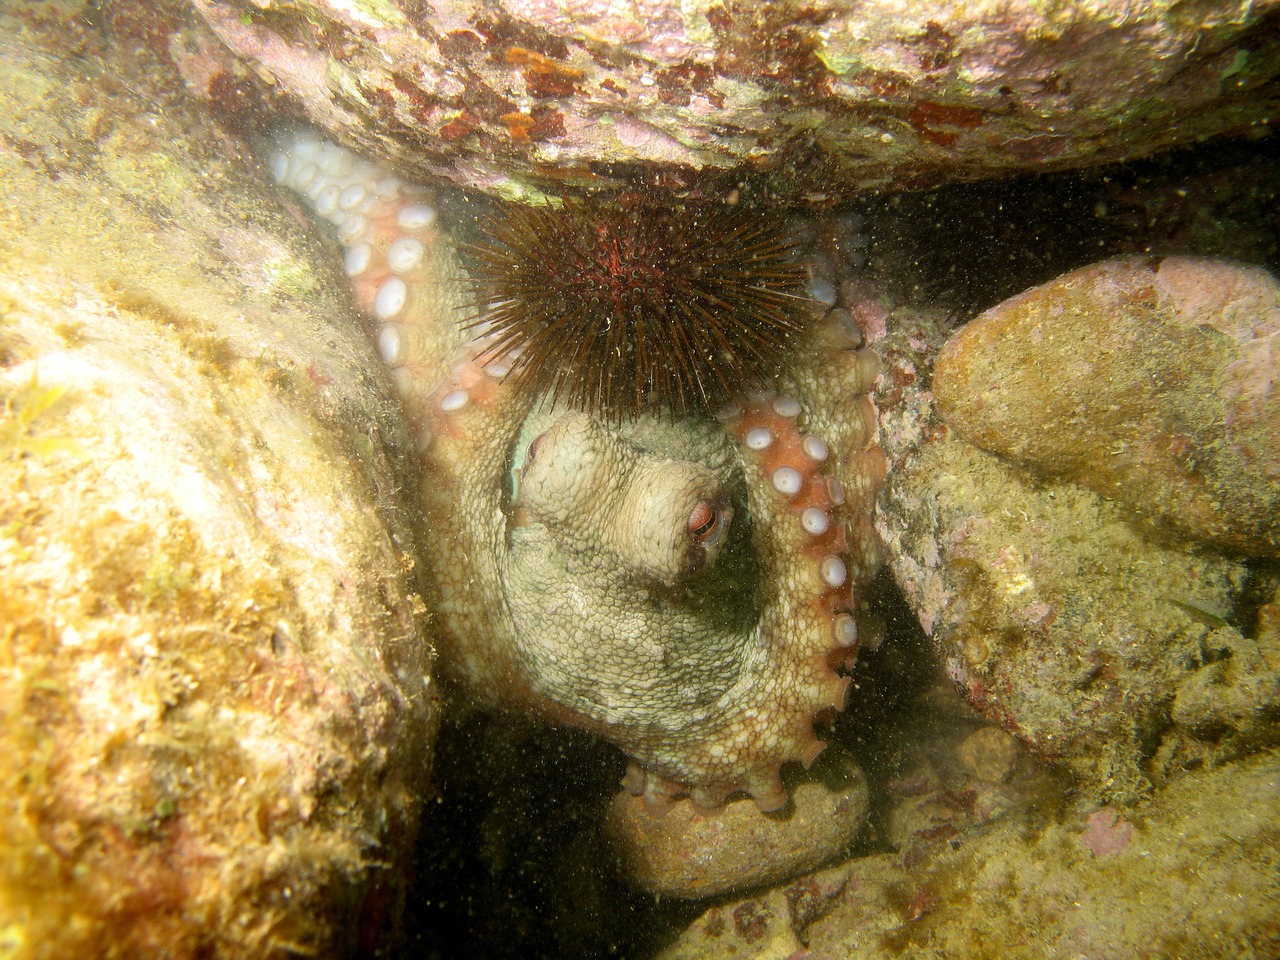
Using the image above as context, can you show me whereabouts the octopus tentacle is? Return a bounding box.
[269,132,886,813]
[270,130,477,436]
[604,360,881,813]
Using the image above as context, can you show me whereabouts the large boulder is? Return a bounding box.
[934,256,1280,556]
[0,3,437,956]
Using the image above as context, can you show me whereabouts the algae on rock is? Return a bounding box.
[0,3,438,957]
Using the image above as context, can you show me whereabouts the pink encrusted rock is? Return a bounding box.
[1080,807,1133,857]
[935,255,1280,556]
[173,0,1280,200]
[877,254,1280,804]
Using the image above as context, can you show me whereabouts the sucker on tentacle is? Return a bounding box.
[269,131,885,813]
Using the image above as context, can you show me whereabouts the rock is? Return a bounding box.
[934,255,1280,556]
[659,747,1280,959]
[881,431,1275,803]
[654,865,852,960]
[883,714,1052,853]
[605,747,869,899]
[167,0,1280,200]
[1259,580,1280,674]
[956,727,1019,784]
[0,4,436,956]
[822,747,1280,957]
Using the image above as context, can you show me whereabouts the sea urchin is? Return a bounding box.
[463,195,813,421]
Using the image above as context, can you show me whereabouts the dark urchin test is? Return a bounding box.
[462,195,814,421]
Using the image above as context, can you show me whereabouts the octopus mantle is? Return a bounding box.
[272,133,885,811]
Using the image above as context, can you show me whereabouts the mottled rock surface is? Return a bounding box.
[881,431,1276,803]
[605,747,869,899]
[175,0,1280,200]
[660,747,1280,959]
[934,255,1280,556]
[0,4,436,957]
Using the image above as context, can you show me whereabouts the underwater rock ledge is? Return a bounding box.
[113,0,1280,201]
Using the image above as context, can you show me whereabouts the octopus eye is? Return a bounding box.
[525,431,546,467]
[687,500,726,546]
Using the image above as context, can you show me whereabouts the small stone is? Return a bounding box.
[606,747,869,899]
[957,726,1019,783]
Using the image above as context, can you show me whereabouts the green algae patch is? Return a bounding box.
[262,255,321,300]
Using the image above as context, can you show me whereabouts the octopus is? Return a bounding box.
[270,131,887,812]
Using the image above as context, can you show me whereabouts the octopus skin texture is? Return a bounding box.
[270,132,887,812]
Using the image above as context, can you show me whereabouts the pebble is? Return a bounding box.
[957,726,1019,784]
